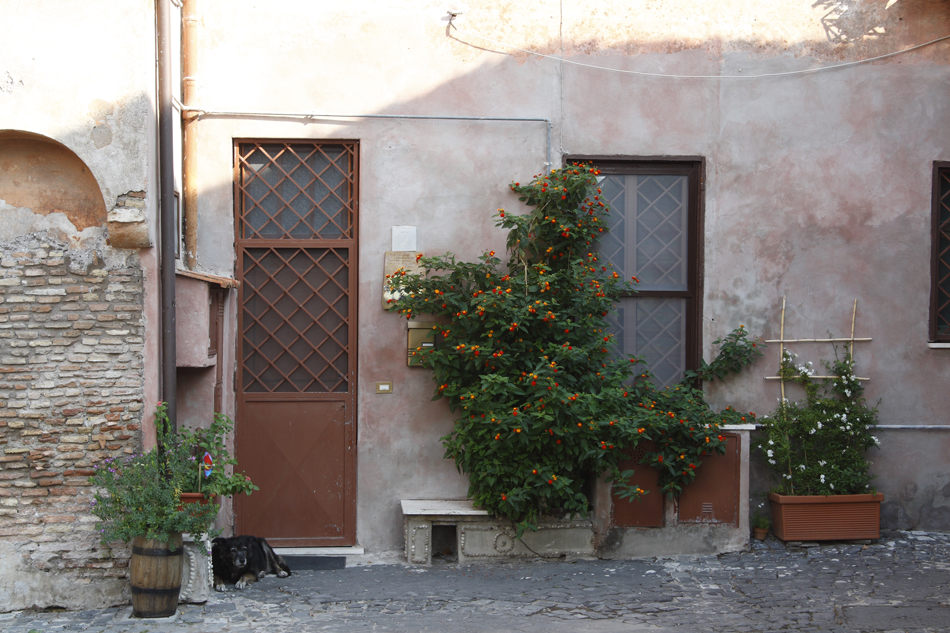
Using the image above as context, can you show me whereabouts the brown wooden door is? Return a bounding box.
[233,141,358,546]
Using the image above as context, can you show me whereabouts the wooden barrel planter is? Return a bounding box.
[130,533,184,618]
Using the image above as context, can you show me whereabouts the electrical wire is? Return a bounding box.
[449,19,950,80]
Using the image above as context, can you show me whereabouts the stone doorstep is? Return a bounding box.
[273,546,365,556]
[272,546,363,570]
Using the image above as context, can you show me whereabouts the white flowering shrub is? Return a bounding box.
[754,349,879,495]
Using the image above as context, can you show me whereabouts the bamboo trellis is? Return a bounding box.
[764,297,871,403]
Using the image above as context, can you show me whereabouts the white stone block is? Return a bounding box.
[392,226,417,251]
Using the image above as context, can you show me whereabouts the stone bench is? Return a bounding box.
[401,499,491,564]
[401,499,595,564]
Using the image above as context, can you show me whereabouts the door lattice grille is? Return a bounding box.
[238,142,356,240]
[242,247,350,393]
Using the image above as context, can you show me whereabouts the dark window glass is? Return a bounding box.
[576,160,702,387]
[932,164,950,341]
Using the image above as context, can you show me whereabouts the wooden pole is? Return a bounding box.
[849,299,858,357]
[779,296,786,403]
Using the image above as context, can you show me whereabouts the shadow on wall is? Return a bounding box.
[813,0,889,44]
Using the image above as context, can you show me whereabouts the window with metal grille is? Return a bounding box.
[931,162,950,342]
[570,158,703,388]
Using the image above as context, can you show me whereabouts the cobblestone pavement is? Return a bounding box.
[3,531,949,633]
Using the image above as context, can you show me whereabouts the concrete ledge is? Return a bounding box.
[598,524,749,559]
[459,519,594,561]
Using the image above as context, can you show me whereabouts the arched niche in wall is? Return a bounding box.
[0,130,106,230]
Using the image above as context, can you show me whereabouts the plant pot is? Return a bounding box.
[177,492,217,510]
[768,492,884,542]
[752,527,769,541]
[130,533,183,618]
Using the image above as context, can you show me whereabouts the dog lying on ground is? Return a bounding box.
[212,535,291,590]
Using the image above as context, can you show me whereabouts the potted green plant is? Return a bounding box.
[751,511,771,540]
[89,403,221,618]
[755,349,883,541]
[172,412,258,503]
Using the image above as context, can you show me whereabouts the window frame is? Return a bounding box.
[931,161,950,342]
[565,156,705,379]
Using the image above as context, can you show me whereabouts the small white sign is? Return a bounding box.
[392,226,417,251]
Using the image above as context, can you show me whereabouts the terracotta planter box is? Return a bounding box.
[768,492,883,541]
[177,492,217,511]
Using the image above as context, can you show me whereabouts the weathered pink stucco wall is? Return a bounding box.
[184,0,950,551]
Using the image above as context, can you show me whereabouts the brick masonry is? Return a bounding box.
[0,233,145,585]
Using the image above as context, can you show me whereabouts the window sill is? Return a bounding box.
[927,342,950,349]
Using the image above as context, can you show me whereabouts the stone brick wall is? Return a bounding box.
[0,233,145,592]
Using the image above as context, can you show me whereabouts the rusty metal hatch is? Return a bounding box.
[234,141,358,546]
[612,440,664,527]
[677,433,739,525]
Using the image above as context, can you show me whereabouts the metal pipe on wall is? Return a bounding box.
[182,0,198,269]
[157,0,178,431]
[181,106,553,171]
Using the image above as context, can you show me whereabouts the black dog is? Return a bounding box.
[211,535,291,590]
